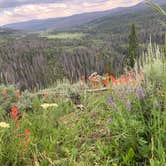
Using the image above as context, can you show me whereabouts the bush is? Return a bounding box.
[0,85,18,112]
[16,90,33,111]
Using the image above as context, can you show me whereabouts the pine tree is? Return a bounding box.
[126,24,139,68]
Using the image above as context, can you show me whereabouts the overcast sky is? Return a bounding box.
[0,0,144,25]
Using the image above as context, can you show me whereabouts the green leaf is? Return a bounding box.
[122,148,135,164]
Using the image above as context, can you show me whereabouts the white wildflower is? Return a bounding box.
[0,122,10,128]
[41,103,58,109]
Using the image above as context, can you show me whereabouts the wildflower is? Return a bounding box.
[0,122,10,128]
[108,96,116,111]
[76,104,84,110]
[113,164,118,166]
[43,93,49,98]
[88,76,94,81]
[108,96,113,105]
[24,129,30,136]
[96,75,101,82]
[10,106,19,121]
[120,76,126,83]
[89,72,98,81]
[121,92,127,102]
[22,140,29,147]
[21,129,31,152]
[110,75,116,83]
[138,87,144,99]
[124,76,130,84]
[41,103,58,109]
[1,89,7,95]
[17,90,21,97]
[127,100,131,111]
[103,79,109,86]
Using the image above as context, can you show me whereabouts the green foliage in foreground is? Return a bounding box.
[0,46,166,165]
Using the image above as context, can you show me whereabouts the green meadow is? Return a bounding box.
[44,33,85,40]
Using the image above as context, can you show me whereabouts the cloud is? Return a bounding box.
[0,0,144,26]
[0,0,62,8]
[0,0,109,8]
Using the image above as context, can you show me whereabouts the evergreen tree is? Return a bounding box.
[126,24,139,68]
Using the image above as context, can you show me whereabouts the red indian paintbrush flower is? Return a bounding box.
[24,129,31,136]
[43,93,49,98]
[110,75,116,82]
[10,106,19,121]
[89,76,95,82]
[120,76,126,83]
[103,79,109,86]
[124,76,130,84]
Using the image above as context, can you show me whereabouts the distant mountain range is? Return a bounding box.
[1,0,166,31]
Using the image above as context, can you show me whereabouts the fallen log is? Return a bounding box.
[33,87,111,97]
[87,87,110,93]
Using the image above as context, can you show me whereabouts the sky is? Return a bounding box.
[0,0,144,26]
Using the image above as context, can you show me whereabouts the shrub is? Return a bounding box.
[0,85,18,112]
[16,90,33,111]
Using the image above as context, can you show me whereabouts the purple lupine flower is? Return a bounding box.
[108,96,116,111]
[121,91,131,111]
[121,92,127,103]
[126,88,132,94]
[127,100,131,111]
[108,96,114,105]
[138,87,144,99]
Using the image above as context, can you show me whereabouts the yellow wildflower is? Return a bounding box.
[41,103,58,109]
[0,122,10,128]
[113,164,118,166]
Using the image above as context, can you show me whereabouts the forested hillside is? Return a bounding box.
[0,1,166,89]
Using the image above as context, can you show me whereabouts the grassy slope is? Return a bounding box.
[43,33,85,40]
[0,71,166,165]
